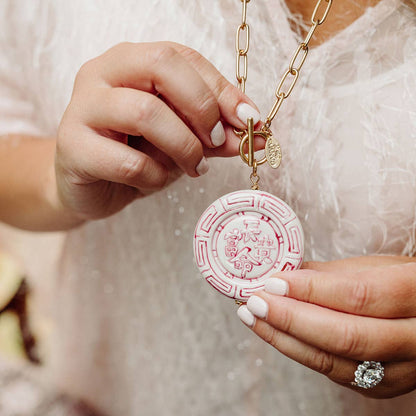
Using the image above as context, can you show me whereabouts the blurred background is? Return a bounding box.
[0,226,99,415]
[0,224,63,365]
[0,249,40,364]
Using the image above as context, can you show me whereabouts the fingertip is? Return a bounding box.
[196,157,209,176]
[247,295,269,319]
[264,278,289,296]
[217,83,262,129]
[210,120,226,147]
[236,102,261,126]
[237,304,256,328]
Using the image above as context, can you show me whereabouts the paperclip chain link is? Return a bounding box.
[235,0,333,131]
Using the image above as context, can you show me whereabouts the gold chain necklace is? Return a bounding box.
[235,0,332,189]
[193,0,332,303]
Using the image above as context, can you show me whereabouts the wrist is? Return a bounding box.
[44,164,86,231]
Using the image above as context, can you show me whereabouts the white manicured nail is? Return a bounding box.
[247,295,268,319]
[264,278,288,296]
[236,103,261,125]
[237,305,256,328]
[196,157,209,176]
[210,121,226,146]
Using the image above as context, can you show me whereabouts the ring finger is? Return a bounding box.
[238,306,416,398]
[238,305,355,384]
[239,293,416,362]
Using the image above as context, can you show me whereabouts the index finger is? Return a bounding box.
[265,262,416,318]
[171,42,260,129]
[87,41,260,143]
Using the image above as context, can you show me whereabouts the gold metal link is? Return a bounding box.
[241,0,248,25]
[276,68,299,99]
[233,127,245,137]
[303,21,319,46]
[289,43,309,73]
[265,93,285,126]
[234,0,331,165]
[237,78,246,93]
[311,0,333,25]
[235,0,251,93]
[250,160,260,190]
[263,120,272,131]
[235,23,250,55]
[236,53,248,84]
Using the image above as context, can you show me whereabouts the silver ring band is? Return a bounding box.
[351,361,384,389]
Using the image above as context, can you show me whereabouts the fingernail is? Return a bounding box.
[237,305,256,328]
[196,157,209,176]
[236,103,261,125]
[210,120,226,147]
[247,295,268,319]
[264,278,288,296]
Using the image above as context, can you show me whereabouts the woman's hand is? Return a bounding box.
[55,41,260,223]
[237,255,416,398]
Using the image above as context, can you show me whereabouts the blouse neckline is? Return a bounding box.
[265,0,402,59]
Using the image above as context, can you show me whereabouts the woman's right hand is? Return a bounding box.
[54,41,260,223]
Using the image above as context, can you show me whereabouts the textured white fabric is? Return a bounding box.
[0,357,98,415]
[1,0,416,415]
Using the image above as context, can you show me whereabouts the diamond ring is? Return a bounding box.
[352,361,384,389]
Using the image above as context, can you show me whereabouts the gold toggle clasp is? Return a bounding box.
[238,118,282,190]
[239,118,269,167]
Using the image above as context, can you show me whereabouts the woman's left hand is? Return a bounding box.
[237,256,416,398]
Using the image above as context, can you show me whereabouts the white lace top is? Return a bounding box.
[1,0,416,415]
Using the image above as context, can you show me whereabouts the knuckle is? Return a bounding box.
[195,90,217,119]
[178,44,233,105]
[215,79,236,103]
[393,263,416,312]
[157,40,180,50]
[155,169,170,189]
[277,307,294,334]
[112,41,134,52]
[263,325,281,349]
[173,43,213,73]
[151,43,179,67]
[180,135,202,165]
[395,285,416,316]
[349,280,370,313]
[174,43,200,61]
[105,41,135,61]
[302,261,323,270]
[131,95,162,126]
[335,323,362,357]
[309,350,335,376]
[118,153,146,183]
[303,275,316,303]
[75,58,99,85]
[75,42,136,86]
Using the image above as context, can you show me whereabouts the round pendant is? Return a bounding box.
[193,190,304,301]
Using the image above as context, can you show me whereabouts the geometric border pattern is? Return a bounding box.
[194,190,304,301]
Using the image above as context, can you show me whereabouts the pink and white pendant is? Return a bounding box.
[194,190,304,301]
